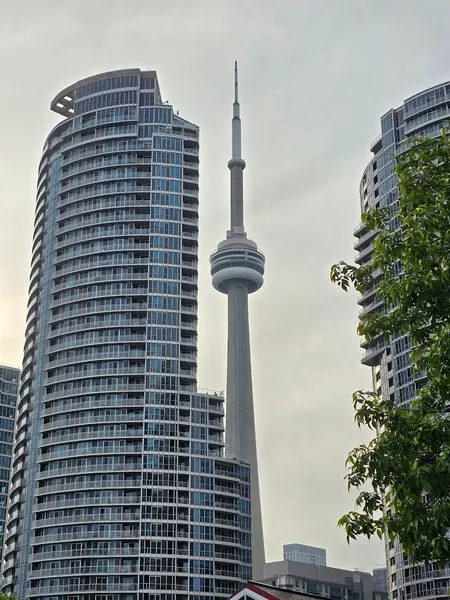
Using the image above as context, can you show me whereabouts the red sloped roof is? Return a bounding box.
[247,583,280,600]
[228,583,279,600]
[228,582,325,600]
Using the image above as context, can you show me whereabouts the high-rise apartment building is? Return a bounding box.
[283,544,327,567]
[2,68,254,600]
[210,62,265,579]
[0,365,19,562]
[355,81,450,600]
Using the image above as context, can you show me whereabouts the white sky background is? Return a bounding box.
[1,0,449,573]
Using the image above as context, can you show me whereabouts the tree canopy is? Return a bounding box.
[331,130,450,566]
[0,594,21,600]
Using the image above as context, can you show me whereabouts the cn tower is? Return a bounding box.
[210,63,266,580]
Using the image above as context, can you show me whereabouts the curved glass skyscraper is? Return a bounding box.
[355,81,450,600]
[3,69,252,600]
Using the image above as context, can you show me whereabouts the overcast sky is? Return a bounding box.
[2,0,450,574]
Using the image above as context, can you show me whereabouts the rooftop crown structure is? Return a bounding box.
[210,62,266,580]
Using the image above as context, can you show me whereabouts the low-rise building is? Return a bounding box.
[262,560,388,600]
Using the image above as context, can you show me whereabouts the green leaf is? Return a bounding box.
[331,129,450,565]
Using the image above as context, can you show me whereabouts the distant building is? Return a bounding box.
[0,366,19,562]
[262,560,388,600]
[372,567,388,594]
[284,544,327,567]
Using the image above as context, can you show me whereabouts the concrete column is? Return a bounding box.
[230,166,244,232]
[226,281,265,580]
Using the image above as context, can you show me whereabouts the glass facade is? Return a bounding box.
[283,544,327,567]
[0,366,19,562]
[2,69,251,600]
[355,81,450,600]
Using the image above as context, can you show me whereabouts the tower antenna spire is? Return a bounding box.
[232,60,242,160]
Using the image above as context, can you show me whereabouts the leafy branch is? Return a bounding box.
[332,129,450,566]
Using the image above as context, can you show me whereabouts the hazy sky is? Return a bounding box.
[2,0,450,574]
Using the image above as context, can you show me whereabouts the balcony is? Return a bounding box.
[31,546,139,560]
[30,565,138,578]
[183,146,199,156]
[370,134,382,154]
[27,582,138,593]
[53,273,149,292]
[34,495,140,511]
[47,349,146,368]
[55,228,150,249]
[60,196,151,219]
[46,366,145,385]
[37,462,142,479]
[55,256,149,277]
[181,304,197,314]
[358,298,384,318]
[51,290,149,307]
[354,221,368,238]
[356,285,377,306]
[354,227,378,251]
[355,243,374,265]
[54,241,150,263]
[39,444,142,460]
[34,512,140,526]
[182,230,198,240]
[40,429,142,446]
[42,411,143,429]
[35,478,141,494]
[182,245,197,254]
[361,341,386,367]
[44,383,145,401]
[43,396,144,415]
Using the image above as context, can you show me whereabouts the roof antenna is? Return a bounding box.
[232,61,242,160]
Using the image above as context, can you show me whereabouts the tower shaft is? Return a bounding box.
[225,282,251,460]
[230,165,244,232]
[226,282,265,579]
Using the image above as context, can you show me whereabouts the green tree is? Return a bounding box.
[0,594,21,600]
[331,130,450,566]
